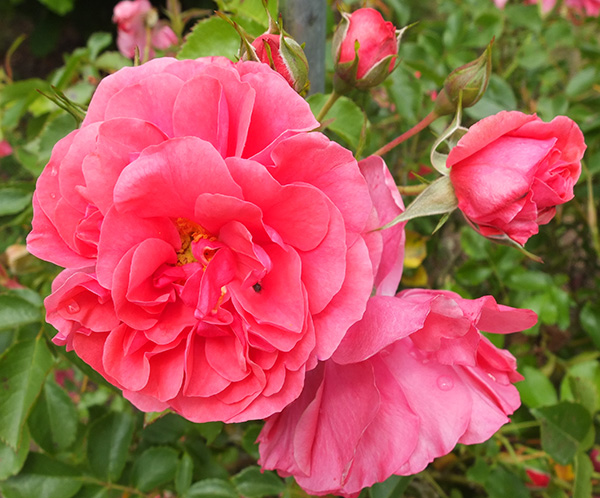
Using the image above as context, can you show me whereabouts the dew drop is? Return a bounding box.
[66,300,80,314]
[437,375,454,391]
[50,192,56,199]
[50,167,58,176]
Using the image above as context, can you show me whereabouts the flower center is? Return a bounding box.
[175,218,216,266]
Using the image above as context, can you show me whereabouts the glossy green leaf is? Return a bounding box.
[87,411,134,482]
[532,402,592,464]
[132,446,179,492]
[0,425,29,480]
[37,0,75,15]
[485,466,530,498]
[517,365,558,409]
[565,67,597,98]
[178,16,240,61]
[0,188,32,216]
[175,452,194,496]
[185,478,239,498]
[28,377,78,453]
[466,74,517,120]
[369,475,412,498]
[573,451,593,498]
[231,466,285,498]
[0,452,82,498]
[0,295,41,331]
[0,338,54,450]
[308,93,365,149]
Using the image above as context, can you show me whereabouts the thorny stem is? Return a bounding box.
[316,90,341,123]
[373,110,438,157]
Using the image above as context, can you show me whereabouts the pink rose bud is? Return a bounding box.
[590,448,600,472]
[251,34,310,94]
[332,8,402,92]
[447,111,586,246]
[434,42,493,116]
[113,0,177,59]
[0,139,12,158]
[525,468,550,488]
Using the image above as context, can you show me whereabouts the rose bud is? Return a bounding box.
[0,139,12,158]
[434,42,493,116]
[447,111,586,246]
[251,34,310,94]
[332,8,403,93]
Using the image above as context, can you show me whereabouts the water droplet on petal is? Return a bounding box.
[50,167,58,176]
[437,375,454,391]
[66,300,80,314]
[50,192,56,199]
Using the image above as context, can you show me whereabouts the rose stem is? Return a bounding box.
[373,110,438,157]
[316,90,341,123]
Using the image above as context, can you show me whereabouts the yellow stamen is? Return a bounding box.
[175,218,216,266]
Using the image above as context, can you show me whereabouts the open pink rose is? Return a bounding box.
[113,0,177,59]
[448,111,585,245]
[27,58,405,423]
[333,8,400,90]
[258,289,537,497]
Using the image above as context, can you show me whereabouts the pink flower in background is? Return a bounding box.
[566,0,600,16]
[448,111,585,246]
[27,58,405,423]
[0,140,12,157]
[259,290,537,497]
[113,0,177,59]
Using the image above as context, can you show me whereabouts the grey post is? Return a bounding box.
[280,0,326,94]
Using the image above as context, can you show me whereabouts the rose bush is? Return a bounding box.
[27,58,405,423]
[332,7,400,91]
[258,289,537,497]
[113,0,177,59]
[447,111,585,246]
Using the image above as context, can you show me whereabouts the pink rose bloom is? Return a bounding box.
[27,58,405,423]
[566,0,600,16]
[0,139,12,158]
[333,8,400,90]
[113,0,177,59]
[447,111,585,246]
[258,289,537,497]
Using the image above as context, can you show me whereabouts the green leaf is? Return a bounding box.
[580,301,600,349]
[0,295,42,331]
[37,0,75,15]
[185,478,239,498]
[466,74,517,120]
[485,466,530,498]
[215,0,277,26]
[0,425,30,480]
[369,475,412,498]
[0,338,54,450]
[565,67,597,98]
[176,452,194,496]
[86,32,112,60]
[231,466,285,498]
[196,421,224,445]
[131,446,180,492]
[0,452,82,498]
[178,16,240,61]
[87,411,134,482]
[532,402,592,464]
[573,451,593,498]
[0,188,32,216]
[241,423,262,460]
[28,377,78,453]
[517,366,558,409]
[307,93,366,150]
[506,271,551,292]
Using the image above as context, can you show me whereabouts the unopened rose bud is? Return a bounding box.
[332,8,403,93]
[434,42,493,116]
[525,468,550,488]
[251,34,310,94]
